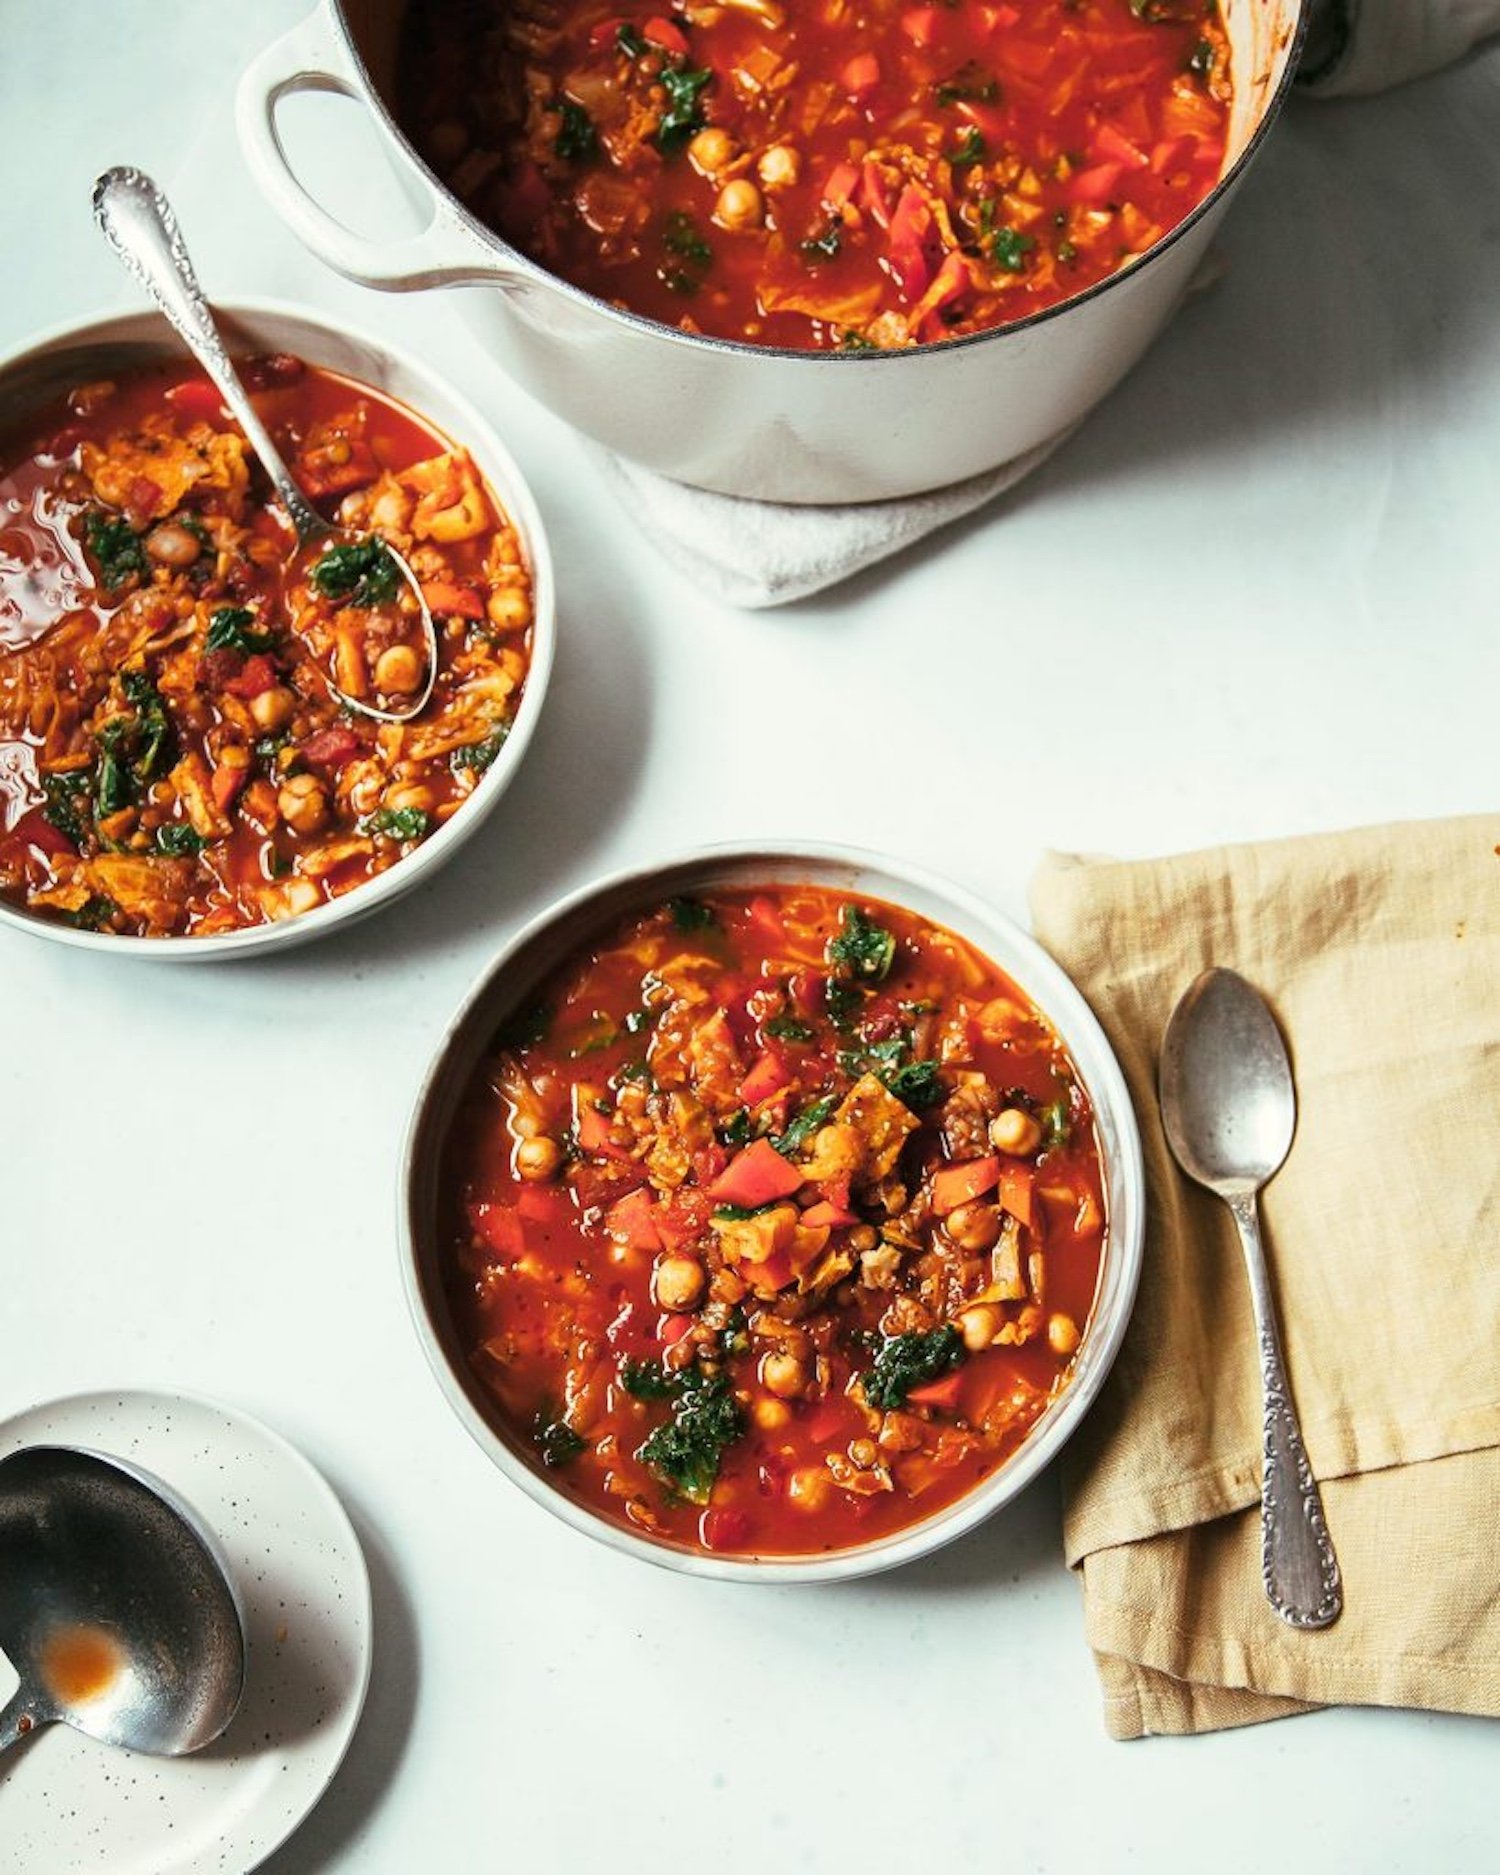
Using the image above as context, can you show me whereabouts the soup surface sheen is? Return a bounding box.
[401,0,1230,350]
[0,357,534,937]
[444,885,1107,1558]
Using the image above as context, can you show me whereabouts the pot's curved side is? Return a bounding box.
[239,0,1303,504]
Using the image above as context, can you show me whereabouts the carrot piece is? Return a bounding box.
[1066,162,1125,205]
[930,1155,1001,1216]
[211,763,248,812]
[643,15,689,56]
[907,1371,965,1412]
[997,1162,1035,1229]
[466,1200,523,1257]
[1094,122,1149,169]
[709,1138,805,1208]
[800,1198,858,1231]
[739,1050,791,1106]
[606,1186,663,1251]
[420,579,486,620]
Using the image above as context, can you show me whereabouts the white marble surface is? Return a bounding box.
[3,6,1497,1871]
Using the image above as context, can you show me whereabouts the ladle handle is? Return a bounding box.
[0,1686,46,1756]
[91,166,325,542]
[1228,1191,1343,1629]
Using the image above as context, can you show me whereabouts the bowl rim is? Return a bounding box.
[399,839,1146,1584]
[331,0,1306,366]
[0,294,556,961]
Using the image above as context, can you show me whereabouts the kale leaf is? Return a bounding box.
[619,1359,684,1401]
[860,1326,963,1411]
[206,606,276,655]
[41,772,90,848]
[83,511,147,590]
[534,1416,585,1468]
[555,99,598,162]
[636,1370,744,1505]
[668,894,716,932]
[656,63,712,154]
[764,1013,813,1043]
[156,823,206,857]
[827,904,896,982]
[310,537,400,607]
[359,806,430,841]
[451,724,510,774]
[773,1096,835,1158]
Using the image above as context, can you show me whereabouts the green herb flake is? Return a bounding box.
[555,98,598,162]
[41,772,90,848]
[935,61,1000,106]
[619,1359,683,1401]
[720,1108,752,1150]
[64,894,119,932]
[764,1013,813,1043]
[616,21,647,56]
[712,1200,782,1222]
[990,225,1036,273]
[661,210,713,295]
[859,1326,963,1411]
[83,511,147,591]
[534,1416,586,1468]
[884,1058,944,1111]
[636,1370,744,1505]
[359,805,430,841]
[156,823,206,857]
[205,607,276,655]
[668,895,716,932]
[827,904,897,983]
[656,62,712,155]
[310,537,401,608]
[1040,1096,1072,1150]
[451,724,510,774]
[950,127,987,170]
[773,1096,835,1158]
[839,328,877,352]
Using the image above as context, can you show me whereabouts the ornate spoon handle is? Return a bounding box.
[1228,1191,1342,1628]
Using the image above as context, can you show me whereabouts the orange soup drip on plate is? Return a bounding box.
[0,356,534,938]
[400,0,1230,349]
[443,886,1107,1559]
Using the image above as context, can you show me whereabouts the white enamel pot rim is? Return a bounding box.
[237,1,1307,501]
[400,839,1147,1584]
[0,296,555,963]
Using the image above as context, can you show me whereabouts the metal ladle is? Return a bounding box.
[0,1445,246,1757]
[92,164,438,724]
[1159,967,1342,1629]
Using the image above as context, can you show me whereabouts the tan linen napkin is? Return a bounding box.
[1029,815,1500,1738]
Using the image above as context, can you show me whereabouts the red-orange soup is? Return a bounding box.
[443,885,1107,1558]
[0,356,533,938]
[400,0,1231,350]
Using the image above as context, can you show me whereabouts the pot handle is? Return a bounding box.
[235,5,517,292]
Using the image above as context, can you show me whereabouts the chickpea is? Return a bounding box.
[760,1348,807,1399]
[753,1397,792,1432]
[688,125,735,176]
[714,178,764,232]
[788,1465,832,1513]
[757,144,800,190]
[848,1224,879,1254]
[515,1135,561,1182]
[144,520,201,567]
[990,1107,1043,1156]
[382,780,437,817]
[248,685,296,733]
[946,1200,1002,1253]
[374,643,424,695]
[1048,1312,1080,1357]
[848,1438,878,1469]
[653,1254,706,1313]
[277,772,328,837]
[959,1304,1002,1352]
[486,586,532,632]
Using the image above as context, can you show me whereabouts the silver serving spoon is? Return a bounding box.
[0,1445,246,1757]
[92,164,438,724]
[1159,968,1342,1630]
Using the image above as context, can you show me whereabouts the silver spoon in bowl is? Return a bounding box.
[1159,967,1342,1630]
[91,164,438,725]
[0,1445,246,1757]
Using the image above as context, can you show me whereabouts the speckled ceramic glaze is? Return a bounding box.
[0,1391,371,1873]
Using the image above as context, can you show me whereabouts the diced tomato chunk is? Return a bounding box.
[739,1049,791,1106]
[223,653,278,700]
[643,15,689,56]
[901,6,940,47]
[165,377,225,423]
[800,1198,858,1231]
[467,1200,524,1257]
[930,1155,1001,1216]
[709,1138,804,1208]
[907,1371,965,1412]
[517,1183,572,1227]
[607,1186,663,1251]
[577,1100,629,1158]
[700,1507,752,1552]
[211,763,248,812]
[588,16,626,47]
[886,184,942,300]
[11,807,75,859]
[842,52,881,95]
[1066,162,1125,205]
[747,894,786,946]
[821,162,860,211]
[660,1312,695,1346]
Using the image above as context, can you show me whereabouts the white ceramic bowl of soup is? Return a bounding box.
[400,841,1146,1582]
[0,299,554,960]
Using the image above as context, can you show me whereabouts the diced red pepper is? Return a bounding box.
[165,377,225,423]
[997,1161,1035,1229]
[931,1154,1001,1216]
[907,1371,965,1412]
[467,1200,524,1257]
[1094,122,1149,169]
[739,1049,791,1106]
[606,1186,663,1251]
[299,725,362,768]
[420,580,486,621]
[643,15,689,56]
[211,763,248,812]
[690,1143,729,1189]
[1066,162,1125,205]
[223,653,278,700]
[709,1138,804,1209]
[842,52,881,96]
[10,807,75,860]
[700,1507,752,1552]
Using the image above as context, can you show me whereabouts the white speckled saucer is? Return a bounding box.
[0,1390,372,1873]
